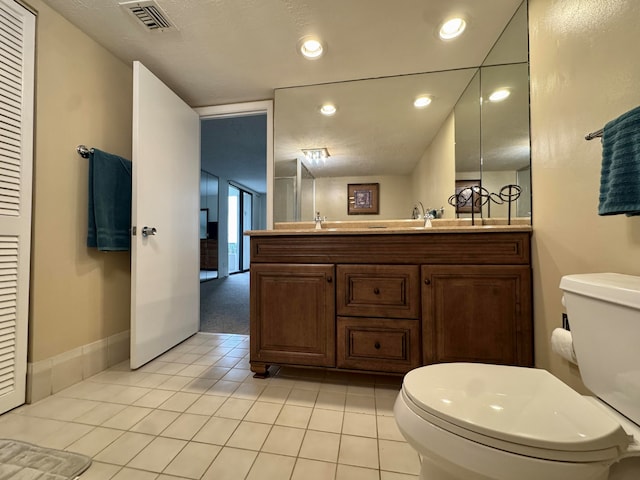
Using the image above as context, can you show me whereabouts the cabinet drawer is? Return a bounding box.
[337,317,420,373]
[337,265,420,319]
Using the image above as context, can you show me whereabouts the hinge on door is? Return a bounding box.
[132,226,137,236]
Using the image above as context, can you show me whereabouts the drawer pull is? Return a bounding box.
[327,276,333,283]
[373,287,380,295]
[374,341,381,349]
[424,279,431,285]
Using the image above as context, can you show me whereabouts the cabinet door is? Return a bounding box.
[251,263,335,369]
[422,265,532,366]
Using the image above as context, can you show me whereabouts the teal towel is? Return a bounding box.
[598,106,640,216]
[87,148,132,251]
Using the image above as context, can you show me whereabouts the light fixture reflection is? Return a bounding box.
[439,17,466,40]
[302,148,330,165]
[320,104,337,116]
[489,89,511,102]
[414,96,432,108]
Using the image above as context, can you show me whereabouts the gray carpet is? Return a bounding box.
[200,272,250,334]
[0,439,92,479]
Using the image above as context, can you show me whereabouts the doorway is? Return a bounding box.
[197,102,271,334]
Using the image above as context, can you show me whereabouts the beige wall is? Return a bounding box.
[529,0,640,392]
[29,0,132,362]
[411,112,455,218]
[315,175,412,221]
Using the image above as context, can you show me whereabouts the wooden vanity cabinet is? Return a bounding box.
[422,265,532,366]
[249,231,533,377]
[250,263,336,376]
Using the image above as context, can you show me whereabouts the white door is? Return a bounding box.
[0,0,35,414]
[131,62,200,369]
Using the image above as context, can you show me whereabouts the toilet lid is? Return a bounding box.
[403,363,630,460]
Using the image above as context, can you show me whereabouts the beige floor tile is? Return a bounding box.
[342,412,377,438]
[336,464,379,480]
[231,383,266,401]
[345,394,376,414]
[380,472,420,480]
[73,403,126,427]
[127,436,187,472]
[205,380,241,397]
[221,368,252,382]
[192,416,240,445]
[133,389,176,408]
[257,385,291,404]
[181,377,218,394]
[66,427,124,457]
[244,401,283,424]
[193,355,223,367]
[38,422,94,450]
[375,395,397,416]
[377,415,404,441]
[308,408,344,433]
[161,413,209,440]
[102,406,153,430]
[77,461,121,479]
[299,430,340,463]
[21,397,99,422]
[130,409,180,435]
[261,425,305,456]
[226,421,271,450]
[291,458,337,480]
[246,452,296,480]
[185,394,226,415]
[198,366,230,379]
[134,373,172,389]
[275,404,312,429]
[378,439,421,475]
[286,388,319,407]
[156,362,189,375]
[214,397,254,419]
[157,375,193,391]
[93,431,155,465]
[201,446,257,480]
[338,435,379,469]
[214,356,241,368]
[164,441,221,479]
[176,363,210,377]
[110,386,152,405]
[347,385,375,396]
[158,392,201,412]
[315,391,346,411]
[110,467,158,479]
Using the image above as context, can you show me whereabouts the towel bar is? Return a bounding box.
[77,144,94,158]
[585,128,603,141]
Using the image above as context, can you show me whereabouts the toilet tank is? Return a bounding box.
[560,273,640,425]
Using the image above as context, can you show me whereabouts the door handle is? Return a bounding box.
[142,226,157,237]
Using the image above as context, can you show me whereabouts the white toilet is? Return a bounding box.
[394,273,640,480]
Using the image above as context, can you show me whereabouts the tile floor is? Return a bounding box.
[1,333,421,480]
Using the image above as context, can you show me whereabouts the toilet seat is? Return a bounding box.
[402,363,631,462]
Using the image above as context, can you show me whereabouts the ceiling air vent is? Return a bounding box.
[119,1,174,31]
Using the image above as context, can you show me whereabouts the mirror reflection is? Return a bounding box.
[274,1,529,223]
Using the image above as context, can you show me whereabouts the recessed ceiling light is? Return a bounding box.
[414,96,432,108]
[489,89,510,102]
[439,17,466,40]
[320,104,336,116]
[298,36,325,59]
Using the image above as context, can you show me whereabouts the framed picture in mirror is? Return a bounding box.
[455,180,481,214]
[348,183,379,215]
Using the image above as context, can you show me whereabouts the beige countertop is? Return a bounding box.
[245,218,532,236]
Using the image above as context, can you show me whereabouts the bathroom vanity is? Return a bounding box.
[247,220,532,377]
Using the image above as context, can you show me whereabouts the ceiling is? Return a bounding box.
[41,0,524,107]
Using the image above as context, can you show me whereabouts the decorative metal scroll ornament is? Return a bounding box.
[448,184,521,225]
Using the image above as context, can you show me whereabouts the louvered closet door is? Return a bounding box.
[0,0,34,414]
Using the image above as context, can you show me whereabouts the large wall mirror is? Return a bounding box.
[274,1,529,223]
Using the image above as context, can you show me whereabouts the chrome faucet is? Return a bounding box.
[315,211,323,229]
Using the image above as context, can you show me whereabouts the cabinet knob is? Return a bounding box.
[327,276,333,283]
[374,341,381,350]
[424,279,431,285]
[373,287,380,295]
